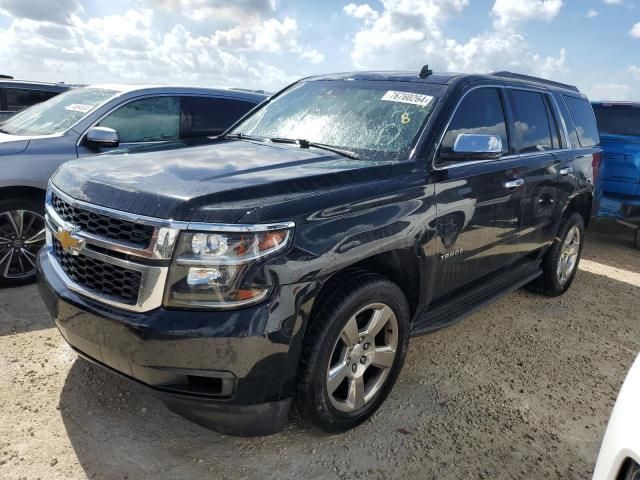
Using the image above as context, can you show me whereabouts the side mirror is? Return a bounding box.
[450,133,503,161]
[85,127,120,148]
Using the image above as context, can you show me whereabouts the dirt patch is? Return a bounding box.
[0,218,638,479]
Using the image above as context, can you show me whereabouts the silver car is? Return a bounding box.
[0,85,267,287]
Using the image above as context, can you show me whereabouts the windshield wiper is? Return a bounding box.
[224,132,268,142]
[269,137,359,160]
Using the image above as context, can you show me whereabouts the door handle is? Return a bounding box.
[559,166,574,176]
[504,178,524,189]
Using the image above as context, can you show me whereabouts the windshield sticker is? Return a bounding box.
[65,104,94,113]
[382,91,433,107]
[400,112,411,124]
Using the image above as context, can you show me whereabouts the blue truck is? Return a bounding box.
[592,101,640,249]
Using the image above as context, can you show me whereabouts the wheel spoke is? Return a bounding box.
[0,236,10,246]
[20,248,37,269]
[24,228,46,245]
[327,361,348,394]
[0,249,14,277]
[347,376,365,410]
[341,316,360,346]
[365,305,393,337]
[372,346,396,369]
[3,210,24,236]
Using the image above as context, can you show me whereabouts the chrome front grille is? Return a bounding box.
[44,184,179,312]
[51,192,155,248]
[52,238,142,305]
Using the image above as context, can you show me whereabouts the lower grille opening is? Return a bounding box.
[52,239,142,305]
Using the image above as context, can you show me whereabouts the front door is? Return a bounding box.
[431,86,524,301]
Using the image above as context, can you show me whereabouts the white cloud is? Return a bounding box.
[0,0,82,25]
[492,0,563,28]
[602,0,623,5]
[586,9,599,18]
[346,0,566,78]
[344,3,379,21]
[156,0,277,23]
[629,65,640,80]
[589,83,633,100]
[631,22,640,38]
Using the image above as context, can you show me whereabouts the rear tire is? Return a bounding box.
[527,212,585,297]
[295,272,410,433]
[0,196,46,288]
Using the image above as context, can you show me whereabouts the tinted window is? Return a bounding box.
[509,90,553,153]
[593,104,640,137]
[3,88,58,111]
[545,98,562,149]
[181,97,256,138]
[440,88,508,159]
[563,96,599,147]
[555,94,579,147]
[99,96,180,143]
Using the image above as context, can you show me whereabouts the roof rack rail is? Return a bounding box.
[490,71,579,92]
[0,74,14,79]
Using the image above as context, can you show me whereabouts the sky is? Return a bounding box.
[0,0,639,100]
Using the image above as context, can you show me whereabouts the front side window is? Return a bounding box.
[509,90,553,153]
[440,88,509,159]
[4,88,58,111]
[231,80,442,161]
[592,104,640,138]
[0,87,116,136]
[564,96,600,147]
[181,96,256,138]
[98,96,180,143]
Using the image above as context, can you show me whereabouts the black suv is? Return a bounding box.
[37,68,600,436]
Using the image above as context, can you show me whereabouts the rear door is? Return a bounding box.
[431,86,525,300]
[506,88,561,251]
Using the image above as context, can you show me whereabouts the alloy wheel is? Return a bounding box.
[326,303,399,413]
[557,225,580,285]
[0,209,46,281]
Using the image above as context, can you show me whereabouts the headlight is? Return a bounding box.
[163,226,293,309]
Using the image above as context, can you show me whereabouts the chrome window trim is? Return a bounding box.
[432,84,577,171]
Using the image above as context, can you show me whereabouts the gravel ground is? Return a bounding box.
[1,218,639,480]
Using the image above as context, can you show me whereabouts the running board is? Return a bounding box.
[410,261,542,337]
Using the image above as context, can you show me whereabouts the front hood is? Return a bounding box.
[51,139,390,222]
[0,132,30,155]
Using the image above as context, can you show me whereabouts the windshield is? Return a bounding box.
[0,87,117,136]
[230,80,442,161]
[593,104,640,137]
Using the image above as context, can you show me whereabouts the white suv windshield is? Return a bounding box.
[231,80,442,161]
[0,87,117,136]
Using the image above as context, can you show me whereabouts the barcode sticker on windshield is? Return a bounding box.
[65,104,93,113]
[381,91,433,107]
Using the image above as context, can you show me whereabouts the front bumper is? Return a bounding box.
[37,248,311,436]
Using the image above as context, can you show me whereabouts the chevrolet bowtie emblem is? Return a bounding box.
[55,227,84,255]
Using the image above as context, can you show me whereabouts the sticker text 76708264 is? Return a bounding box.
[381,91,434,108]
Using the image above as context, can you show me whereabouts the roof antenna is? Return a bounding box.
[419,65,433,79]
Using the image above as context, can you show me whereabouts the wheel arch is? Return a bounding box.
[0,185,47,204]
[564,191,593,228]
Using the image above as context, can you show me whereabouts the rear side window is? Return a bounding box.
[563,96,599,147]
[593,104,640,137]
[508,90,553,153]
[181,97,256,138]
[440,88,509,157]
[3,88,58,111]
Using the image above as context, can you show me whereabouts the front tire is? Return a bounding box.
[296,272,410,433]
[527,212,585,297]
[0,197,46,288]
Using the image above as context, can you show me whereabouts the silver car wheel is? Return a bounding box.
[326,303,399,413]
[556,225,580,285]
[0,209,46,280]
